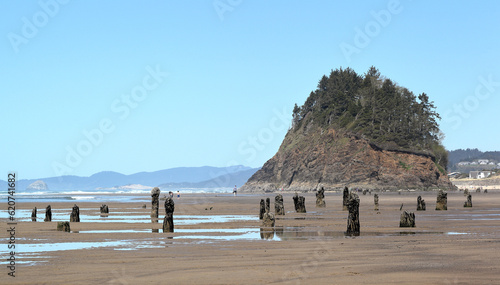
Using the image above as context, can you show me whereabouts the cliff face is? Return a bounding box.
[240,125,453,192]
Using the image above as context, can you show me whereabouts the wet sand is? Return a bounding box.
[3,190,500,284]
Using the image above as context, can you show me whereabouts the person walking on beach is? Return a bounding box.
[233,185,237,196]
[177,191,180,199]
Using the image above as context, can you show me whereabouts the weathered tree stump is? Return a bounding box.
[57,221,71,232]
[142,204,147,209]
[44,205,52,222]
[316,187,326,208]
[259,199,266,219]
[293,194,306,213]
[262,212,275,228]
[275,194,285,215]
[163,197,175,232]
[374,194,379,211]
[346,192,360,236]
[70,204,80,222]
[31,207,37,222]
[400,211,415,227]
[464,194,472,207]
[100,204,109,214]
[151,187,161,220]
[484,189,488,193]
[265,197,271,213]
[417,196,426,211]
[463,189,469,196]
[362,189,367,195]
[476,188,481,193]
[342,186,349,211]
[436,190,447,210]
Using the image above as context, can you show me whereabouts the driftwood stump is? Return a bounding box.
[259,199,266,219]
[374,194,379,211]
[31,207,37,222]
[163,197,175,232]
[44,205,52,222]
[293,194,306,213]
[464,194,472,207]
[342,186,349,211]
[275,194,285,215]
[436,190,447,210]
[346,192,360,236]
[151,187,161,220]
[400,211,415,227]
[70,204,80,222]
[57,221,71,232]
[417,196,426,211]
[316,187,326,207]
[100,204,109,214]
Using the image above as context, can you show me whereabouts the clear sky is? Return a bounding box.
[2,0,499,179]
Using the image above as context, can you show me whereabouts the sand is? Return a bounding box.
[2,190,500,284]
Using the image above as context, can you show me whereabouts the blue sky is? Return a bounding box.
[1,0,499,179]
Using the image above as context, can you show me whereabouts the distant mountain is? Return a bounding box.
[159,168,259,189]
[0,166,256,191]
[26,180,49,191]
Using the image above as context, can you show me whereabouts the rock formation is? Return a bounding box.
[259,199,266,219]
[31,207,37,222]
[346,192,360,236]
[417,196,426,211]
[343,186,349,211]
[265,197,271,213]
[316,187,326,207]
[57,221,71,232]
[436,190,448,210]
[44,205,52,222]
[151,187,161,220]
[374,194,379,211]
[275,194,285,215]
[293,194,306,213]
[464,194,472,207]
[26,180,49,191]
[100,204,109,214]
[70,204,80,222]
[163,197,175,232]
[400,211,415,227]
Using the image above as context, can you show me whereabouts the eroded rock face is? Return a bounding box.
[151,187,161,219]
[293,194,306,213]
[400,211,415,227]
[70,204,80,222]
[275,194,285,215]
[57,221,71,232]
[464,194,472,208]
[163,197,175,233]
[417,196,426,211]
[346,192,360,236]
[316,187,326,208]
[436,190,447,210]
[44,205,52,222]
[259,199,266,219]
[31,207,37,222]
[374,194,379,211]
[100,204,109,214]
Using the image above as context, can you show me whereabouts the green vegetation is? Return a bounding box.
[292,66,448,171]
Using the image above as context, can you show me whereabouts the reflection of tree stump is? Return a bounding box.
[44,205,52,222]
[151,187,161,220]
[31,207,37,222]
[400,211,415,227]
[293,194,306,213]
[57,221,71,232]
[259,199,266,219]
[346,192,360,236]
[70,204,80,222]
[464,194,472,207]
[260,228,274,240]
[100,204,109,214]
[417,196,426,211]
[342,186,349,211]
[436,190,447,210]
[374,194,379,211]
[163,197,175,232]
[316,187,326,208]
[265,197,271,213]
[275,194,285,215]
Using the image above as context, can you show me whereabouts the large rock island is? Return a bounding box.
[241,67,454,192]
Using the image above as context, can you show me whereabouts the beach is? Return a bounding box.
[2,190,500,284]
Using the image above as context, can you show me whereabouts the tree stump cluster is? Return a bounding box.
[151,187,161,220]
[417,196,426,211]
[435,190,447,211]
[70,204,80,222]
[342,186,349,211]
[346,192,360,236]
[44,205,52,222]
[464,194,472,207]
[293,194,306,213]
[100,204,109,214]
[275,194,285,215]
[57,221,71,232]
[163,197,175,232]
[316,187,326,207]
[400,211,415,227]
[259,199,266,219]
[31,207,37,222]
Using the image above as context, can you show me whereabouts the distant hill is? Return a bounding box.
[159,168,259,189]
[0,166,257,191]
[448,149,500,172]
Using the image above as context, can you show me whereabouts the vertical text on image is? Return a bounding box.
[6,172,17,277]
